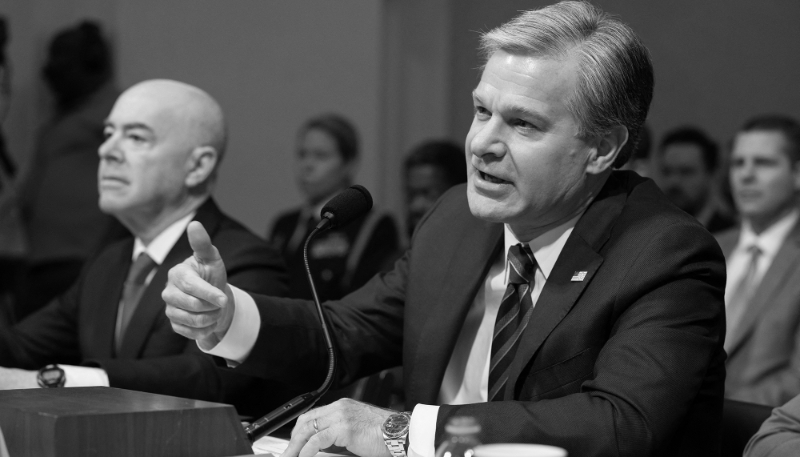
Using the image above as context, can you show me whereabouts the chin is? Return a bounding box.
[467,189,510,223]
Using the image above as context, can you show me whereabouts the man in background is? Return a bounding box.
[718,114,800,407]
[404,140,466,238]
[659,125,736,233]
[0,79,289,417]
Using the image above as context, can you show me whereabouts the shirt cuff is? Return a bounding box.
[409,404,439,457]
[199,284,260,365]
[60,364,109,387]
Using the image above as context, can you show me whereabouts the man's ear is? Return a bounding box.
[586,125,628,175]
[185,146,219,187]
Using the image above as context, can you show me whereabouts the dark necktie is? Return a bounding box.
[115,252,157,352]
[489,243,537,401]
[724,244,762,353]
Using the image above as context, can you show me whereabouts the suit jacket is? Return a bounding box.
[718,219,800,406]
[237,171,727,457]
[0,198,291,416]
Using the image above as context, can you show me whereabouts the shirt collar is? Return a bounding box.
[503,212,583,282]
[738,208,799,259]
[132,211,197,265]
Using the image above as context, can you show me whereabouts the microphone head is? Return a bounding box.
[320,185,373,229]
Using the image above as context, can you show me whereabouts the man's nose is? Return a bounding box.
[98,135,123,162]
[469,119,507,159]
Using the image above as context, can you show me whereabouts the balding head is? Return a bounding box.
[98,79,227,241]
[121,79,227,163]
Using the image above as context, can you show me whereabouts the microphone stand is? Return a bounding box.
[244,219,337,442]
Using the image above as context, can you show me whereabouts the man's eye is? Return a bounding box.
[474,106,490,119]
[102,128,114,139]
[127,133,146,143]
[512,119,535,130]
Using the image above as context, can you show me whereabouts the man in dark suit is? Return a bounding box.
[717,115,800,407]
[0,79,288,417]
[164,3,726,456]
[658,126,736,234]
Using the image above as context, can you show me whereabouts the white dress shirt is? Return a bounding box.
[207,214,581,456]
[724,209,799,308]
[59,210,196,387]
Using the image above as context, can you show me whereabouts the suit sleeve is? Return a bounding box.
[347,213,400,293]
[436,220,726,457]
[0,276,84,369]
[746,395,800,457]
[232,251,409,393]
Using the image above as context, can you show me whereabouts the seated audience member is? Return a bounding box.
[268,114,399,301]
[0,21,119,320]
[659,126,736,233]
[620,123,652,178]
[718,114,800,407]
[165,3,726,456]
[745,393,800,456]
[0,79,289,417]
[404,140,467,238]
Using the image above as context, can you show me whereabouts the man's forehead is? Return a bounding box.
[108,89,180,131]
[733,130,789,155]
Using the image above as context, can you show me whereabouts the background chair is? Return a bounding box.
[721,398,774,457]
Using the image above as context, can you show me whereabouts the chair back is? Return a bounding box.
[721,398,774,457]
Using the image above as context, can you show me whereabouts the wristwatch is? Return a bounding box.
[382,411,411,457]
[37,364,66,388]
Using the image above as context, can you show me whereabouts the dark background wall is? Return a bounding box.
[2,0,799,234]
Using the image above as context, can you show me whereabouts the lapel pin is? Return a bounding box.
[571,271,588,282]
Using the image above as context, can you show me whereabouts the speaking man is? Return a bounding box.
[0,79,289,417]
[164,3,726,456]
[718,115,800,407]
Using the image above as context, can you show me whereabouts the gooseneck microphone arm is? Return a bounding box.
[244,185,373,442]
[244,224,337,442]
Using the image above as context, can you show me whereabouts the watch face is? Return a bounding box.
[383,413,410,438]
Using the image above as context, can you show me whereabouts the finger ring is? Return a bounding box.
[313,418,319,434]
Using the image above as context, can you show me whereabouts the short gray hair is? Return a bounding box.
[480,1,653,167]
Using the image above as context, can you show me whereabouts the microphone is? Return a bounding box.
[316,184,373,231]
[244,185,374,442]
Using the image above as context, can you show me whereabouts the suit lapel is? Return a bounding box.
[90,239,133,358]
[505,173,626,398]
[727,221,800,355]
[407,216,503,405]
[117,199,223,358]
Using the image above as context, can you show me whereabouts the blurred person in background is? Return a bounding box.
[404,140,467,238]
[658,125,736,233]
[718,114,800,407]
[620,123,652,178]
[268,113,399,301]
[0,21,120,321]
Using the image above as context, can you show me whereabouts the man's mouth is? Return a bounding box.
[479,170,508,184]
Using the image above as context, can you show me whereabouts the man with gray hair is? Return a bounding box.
[164,3,725,456]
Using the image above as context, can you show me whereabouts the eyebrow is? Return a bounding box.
[472,91,551,129]
[104,120,156,135]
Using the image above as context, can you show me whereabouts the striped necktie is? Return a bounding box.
[115,252,157,352]
[489,243,537,401]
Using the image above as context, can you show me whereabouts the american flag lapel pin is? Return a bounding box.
[571,271,587,282]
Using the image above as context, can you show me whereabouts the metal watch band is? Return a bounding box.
[385,437,407,457]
